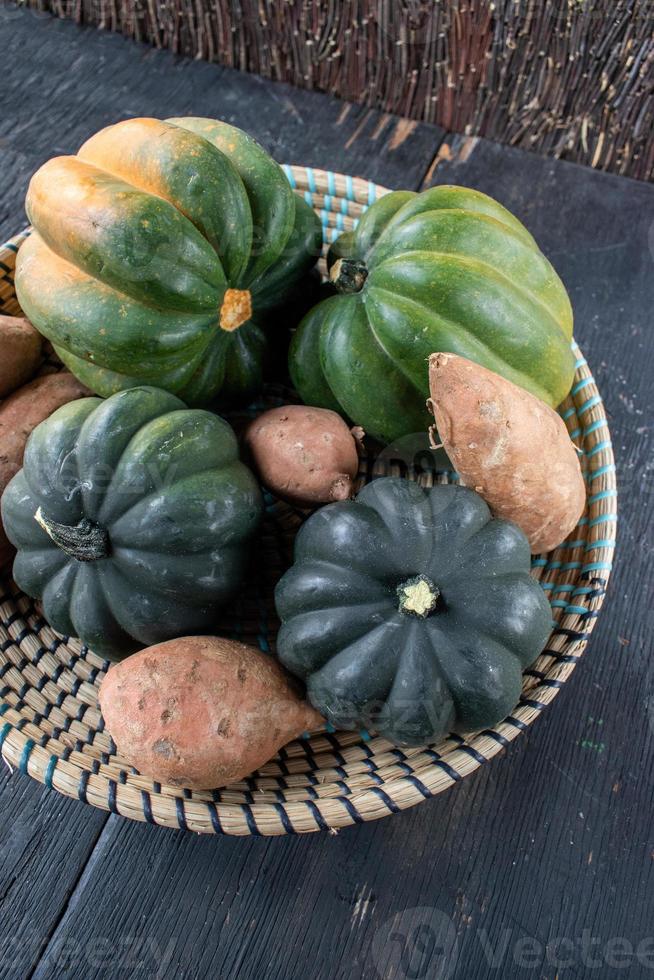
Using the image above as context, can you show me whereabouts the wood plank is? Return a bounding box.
[0,764,107,980]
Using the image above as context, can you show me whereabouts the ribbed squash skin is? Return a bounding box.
[275,478,552,746]
[289,185,575,443]
[0,387,263,660]
[15,117,322,406]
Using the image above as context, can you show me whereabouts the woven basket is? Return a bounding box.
[0,167,616,836]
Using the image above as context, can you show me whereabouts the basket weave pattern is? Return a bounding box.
[0,168,617,835]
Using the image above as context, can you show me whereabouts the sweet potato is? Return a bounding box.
[428,353,586,553]
[244,405,361,507]
[0,315,42,398]
[0,372,89,566]
[99,636,324,790]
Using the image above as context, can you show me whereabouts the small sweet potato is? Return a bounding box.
[0,372,89,566]
[99,636,324,790]
[428,353,586,553]
[0,315,43,398]
[244,404,361,507]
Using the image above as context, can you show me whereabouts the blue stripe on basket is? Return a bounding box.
[305,167,317,194]
[574,356,587,370]
[340,796,364,823]
[19,739,34,774]
[583,419,608,437]
[586,440,612,458]
[106,780,118,813]
[589,513,617,527]
[588,464,616,482]
[588,489,617,504]
[368,182,377,205]
[519,698,547,710]
[585,538,615,551]
[578,394,602,415]
[570,377,593,396]
[44,754,58,789]
[175,797,188,832]
[482,729,510,747]
[405,774,432,798]
[140,790,155,823]
[207,803,223,834]
[505,715,528,731]
[371,786,400,812]
[282,164,296,188]
[78,770,89,804]
[0,722,11,752]
[432,758,463,782]
[346,174,354,200]
[274,803,295,834]
[306,799,329,831]
[458,744,488,766]
[241,804,260,835]
[327,170,335,196]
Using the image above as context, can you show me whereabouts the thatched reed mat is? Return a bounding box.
[19,0,654,181]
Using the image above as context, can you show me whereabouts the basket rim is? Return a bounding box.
[0,165,617,835]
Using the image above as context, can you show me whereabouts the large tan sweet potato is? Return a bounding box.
[428,353,586,553]
[99,636,324,790]
[0,315,43,398]
[0,372,89,566]
[244,404,361,507]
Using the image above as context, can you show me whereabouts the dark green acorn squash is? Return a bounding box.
[289,185,575,443]
[275,478,552,746]
[15,117,322,407]
[0,387,263,660]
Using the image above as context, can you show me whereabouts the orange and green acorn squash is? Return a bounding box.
[15,117,322,406]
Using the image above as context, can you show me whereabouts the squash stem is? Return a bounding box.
[329,258,368,294]
[34,507,111,562]
[397,574,441,618]
[219,288,252,331]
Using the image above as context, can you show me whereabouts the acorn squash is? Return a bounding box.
[289,185,575,443]
[275,478,552,746]
[0,387,263,660]
[15,117,322,406]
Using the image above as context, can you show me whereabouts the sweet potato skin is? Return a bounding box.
[244,404,360,507]
[99,636,324,790]
[0,372,89,566]
[428,353,586,554]
[0,316,42,398]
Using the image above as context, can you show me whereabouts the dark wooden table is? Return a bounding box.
[1,9,653,980]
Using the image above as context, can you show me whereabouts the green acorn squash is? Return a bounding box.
[15,117,322,406]
[0,386,263,660]
[275,478,552,746]
[289,185,575,443]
